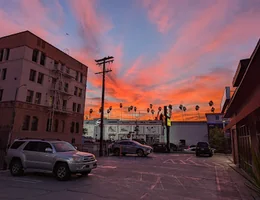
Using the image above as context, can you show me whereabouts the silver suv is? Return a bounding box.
[109,140,153,156]
[5,138,97,181]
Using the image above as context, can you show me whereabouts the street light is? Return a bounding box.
[7,84,27,147]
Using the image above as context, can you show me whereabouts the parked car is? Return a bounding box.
[132,139,147,145]
[152,143,177,153]
[5,138,97,181]
[184,146,196,153]
[195,142,213,157]
[110,140,153,156]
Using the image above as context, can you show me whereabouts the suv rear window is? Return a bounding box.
[197,142,209,147]
[10,141,26,149]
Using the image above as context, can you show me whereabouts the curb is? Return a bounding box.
[229,164,260,196]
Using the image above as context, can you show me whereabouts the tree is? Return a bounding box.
[209,127,225,152]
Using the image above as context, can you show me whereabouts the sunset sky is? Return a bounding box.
[1,0,260,121]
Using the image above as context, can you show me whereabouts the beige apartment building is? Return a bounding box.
[0,31,88,147]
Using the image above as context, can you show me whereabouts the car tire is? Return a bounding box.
[137,149,144,157]
[54,163,71,181]
[81,170,91,176]
[196,153,200,157]
[113,148,120,156]
[209,153,213,157]
[10,159,24,176]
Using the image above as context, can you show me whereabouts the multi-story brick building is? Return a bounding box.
[0,31,88,147]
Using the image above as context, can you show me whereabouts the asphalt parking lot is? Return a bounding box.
[0,153,258,200]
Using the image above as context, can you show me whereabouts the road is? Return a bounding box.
[0,153,258,200]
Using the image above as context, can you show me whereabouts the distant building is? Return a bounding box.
[224,39,260,176]
[170,121,208,146]
[0,31,88,146]
[84,119,208,146]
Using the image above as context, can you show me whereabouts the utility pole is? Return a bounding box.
[95,56,114,157]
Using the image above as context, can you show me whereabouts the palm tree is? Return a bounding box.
[182,106,187,121]
[195,105,200,120]
[179,104,184,121]
[147,108,150,120]
[151,109,155,120]
[134,106,137,119]
[156,106,162,120]
[89,108,93,119]
[119,103,123,120]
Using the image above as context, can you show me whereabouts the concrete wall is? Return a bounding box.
[170,122,208,146]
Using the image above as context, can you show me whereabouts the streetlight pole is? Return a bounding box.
[7,84,27,148]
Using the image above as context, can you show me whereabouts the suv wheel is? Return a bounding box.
[10,159,24,176]
[137,149,144,157]
[196,152,200,157]
[54,163,71,181]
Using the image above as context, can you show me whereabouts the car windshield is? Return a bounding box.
[52,142,76,152]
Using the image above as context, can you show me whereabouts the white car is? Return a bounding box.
[184,146,196,153]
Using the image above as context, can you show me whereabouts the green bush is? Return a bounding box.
[209,127,225,152]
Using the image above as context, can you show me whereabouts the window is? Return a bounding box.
[215,115,220,120]
[37,72,44,84]
[78,88,83,98]
[29,69,36,82]
[0,89,3,101]
[38,142,52,152]
[22,115,30,130]
[32,49,39,62]
[0,49,3,61]
[80,73,83,83]
[26,90,34,103]
[70,122,75,133]
[64,83,68,93]
[60,63,64,71]
[77,104,81,113]
[54,119,59,132]
[49,96,54,107]
[46,118,52,132]
[35,92,42,104]
[66,67,70,74]
[62,100,67,110]
[10,141,25,149]
[40,53,46,66]
[31,116,38,131]
[1,68,7,80]
[75,71,79,81]
[76,122,79,133]
[5,48,10,60]
[24,141,39,151]
[73,103,76,112]
[74,87,78,96]
[61,120,65,132]
[54,60,59,69]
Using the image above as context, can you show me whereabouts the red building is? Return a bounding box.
[224,39,260,176]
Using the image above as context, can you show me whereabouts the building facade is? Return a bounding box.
[0,31,88,147]
[84,119,208,146]
[224,39,260,176]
